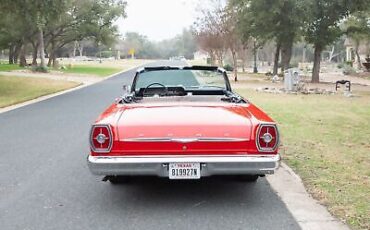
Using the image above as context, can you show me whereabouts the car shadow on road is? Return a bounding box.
[101,176,274,209]
[89,176,300,230]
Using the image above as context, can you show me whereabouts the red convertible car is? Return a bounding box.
[88,66,280,183]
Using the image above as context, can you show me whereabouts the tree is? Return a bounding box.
[0,0,126,68]
[121,32,151,58]
[175,28,197,59]
[29,0,66,69]
[194,0,227,66]
[230,0,303,75]
[44,0,126,67]
[223,5,243,81]
[343,11,370,69]
[302,0,368,82]
[0,0,37,65]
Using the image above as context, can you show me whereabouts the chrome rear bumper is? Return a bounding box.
[87,154,280,177]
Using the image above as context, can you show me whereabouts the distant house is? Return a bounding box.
[344,38,369,67]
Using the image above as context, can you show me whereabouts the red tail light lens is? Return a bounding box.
[90,124,113,153]
[256,124,279,152]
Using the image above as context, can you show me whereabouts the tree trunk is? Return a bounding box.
[47,40,55,67]
[53,56,57,68]
[51,47,58,68]
[73,41,78,57]
[253,43,258,73]
[328,46,335,62]
[302,47,306,63]
[239,45,247,72]
[281,40,293,72]
[8,44,14,64]
[38,27,46,68]
[241,55,246,72]
[79,45,83,57]
[19,42,27,67]
[312,45,322,83]
[30,40,39,66]
[47,55,53,67]
[210,50,216,65]
[32,46,38,66]
[355,42,362,70]
[13,43,21,64]
[231,49,238,81]
[273,42,281,75]
[216,50,223,66]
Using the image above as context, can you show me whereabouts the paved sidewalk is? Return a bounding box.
[267,163,350,230]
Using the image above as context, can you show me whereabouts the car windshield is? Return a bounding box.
[134,69,227,91]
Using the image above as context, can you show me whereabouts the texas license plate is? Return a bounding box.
[169,163,201,179]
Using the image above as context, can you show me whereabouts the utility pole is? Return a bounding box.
[253,39,258,73]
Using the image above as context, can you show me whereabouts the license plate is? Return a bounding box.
[169,163,201,179]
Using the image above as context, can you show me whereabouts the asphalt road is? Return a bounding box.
[0,61,300,230]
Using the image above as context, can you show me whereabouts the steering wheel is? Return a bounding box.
[142,82,168,96]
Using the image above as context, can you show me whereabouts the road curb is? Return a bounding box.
[0,64,142,115]
[266,162,349,230]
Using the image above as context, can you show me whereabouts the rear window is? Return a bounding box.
[135,69,227,90]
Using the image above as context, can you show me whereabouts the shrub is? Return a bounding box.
[265,71,273,76]
[32,65,49,73]
[223,64,234,71]
[97,51,113,58]
[345,61,353,67]
[343,65,356,75]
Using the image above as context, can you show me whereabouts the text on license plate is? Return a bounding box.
[169,163,201,179]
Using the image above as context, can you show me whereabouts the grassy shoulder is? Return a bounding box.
[0,75,80,108]
[236,89,370,230]
[0,63,122,77]
[0,64,23,72]
[1,59,152,77]
[60,65,122,77]
[58,59,152,77]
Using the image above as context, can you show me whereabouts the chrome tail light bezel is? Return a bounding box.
[90,124,113,153]
[256,123,279,152]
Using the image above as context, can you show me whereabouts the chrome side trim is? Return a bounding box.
[120,137,249,143]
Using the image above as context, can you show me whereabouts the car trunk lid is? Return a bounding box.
[114,105,254,155]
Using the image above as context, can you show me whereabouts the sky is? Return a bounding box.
[117,0,200,41]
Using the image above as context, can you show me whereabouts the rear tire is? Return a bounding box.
[237,175,259,182]
[106,176,131,184]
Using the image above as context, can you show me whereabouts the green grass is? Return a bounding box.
[0,64,24,72]
[237,89,370,230]
[0,75,80,108]
[60,65,122,77]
